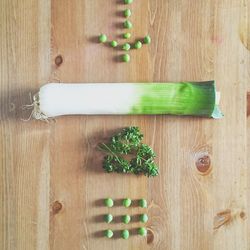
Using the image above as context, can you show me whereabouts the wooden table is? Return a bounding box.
[1,0,249,249]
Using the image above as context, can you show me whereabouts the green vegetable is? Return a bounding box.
[104,229,113,238]
[121,229,130,239]
[138,227,147,236]
[122,214,131,224]
[123,32,131,39]
[99,127,159,177]
[134,41,142,49]
[124,20,133,29]
[122,43,131,51]
[104,198,114,207]
[124,0,133,4]
[110,40,118,47]
[139,199,147,208]
[104,214,113,223]
[123,198,132,207]
[124,9,132,17]
[122,54,130,62]
[139,214,148,223]
[143,35,151,44]
[99,34,107,43]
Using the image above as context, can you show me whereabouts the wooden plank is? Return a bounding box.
[50,0,248,250]
[239,0,250,92]
[247,92,250,249]
[0,0,249,250]
[0,0,51,249]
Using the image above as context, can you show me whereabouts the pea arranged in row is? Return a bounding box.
[124,0,133,4]
[104,198,114,207]
[138,227,147,236]
[104,229,113,238]
[122,43,131,51]
[139,199,147,208]
[104,198,148,207]
[124,20,133,29]
[122,54,130,63]
[104,214,113,223]
[123,32,131,39]
[103,213,148,223]
[144,35,151,44]
[123,198,132,207]
[104,227,147,239]
[122,214,131,224]
[110,40,118,48]
[121,229,130,239]
[124,9,132,17]
[140,213,148,223]
[99,34,107,43]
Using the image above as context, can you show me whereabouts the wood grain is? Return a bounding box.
[0,0,51,249]
[1,0,249,250]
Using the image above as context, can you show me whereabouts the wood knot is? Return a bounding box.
[196,155,211,175]
[147,228,154,244]
[240,211,246,220]
[52,201,63,214]
[213,209,232,229]
[55,55,63,66]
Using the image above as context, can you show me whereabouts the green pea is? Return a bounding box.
[138,227,147,236]
[123,198,132,207]
[124,9,132,17]
[123,32,131,39]
[104,198,114,207]
[104,214,113,223]
[122,54,130,63]
[134,41,142,49]
[124,20,133,29]
[139,199,147,208]
[110,40,118,47]
[124,0,133,4]
[139,214,148,223]
[144,35,151,44]
[122,215,131,224]
[121,229,130,239]
[122,43,131,51]
[99,34,107,43]
[104,229,113,238]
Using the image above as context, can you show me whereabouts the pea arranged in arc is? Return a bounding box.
[110,40,118,48]
[124,9,132,17]
[124,0,133,4]
[122,43,131,51]
[122,54,130,63]
[123,198,132,207]
[99,34,107,43]
[144,35,151,44]
[121,229,130,239]
[104,214,113,223]
[124,20,133,29]
[104,198,114,207]
[139,199,147,208]
[123,32,131,39]
[138,227,147,236]
[122,214,131,224]
[139,213,148,223]
[104,229,114,238]
[134,41,142,49]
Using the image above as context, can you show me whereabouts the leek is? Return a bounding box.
[31,81,222,120]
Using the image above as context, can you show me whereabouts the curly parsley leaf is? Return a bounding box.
[99,127,159,177]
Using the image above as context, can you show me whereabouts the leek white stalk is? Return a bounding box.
[31,81,222,120]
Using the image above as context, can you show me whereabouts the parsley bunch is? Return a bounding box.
[98,127,159,177]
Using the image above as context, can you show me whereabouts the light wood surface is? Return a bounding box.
[0,1,249,250]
